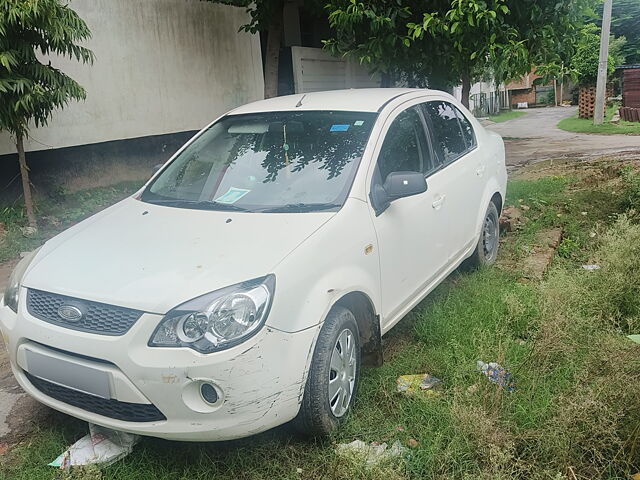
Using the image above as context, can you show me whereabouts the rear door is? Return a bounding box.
[368,103,451,329]
[421,100,485,262]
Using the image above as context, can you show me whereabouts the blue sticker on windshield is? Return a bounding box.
[330,124,350,132]
[215,187,251,204]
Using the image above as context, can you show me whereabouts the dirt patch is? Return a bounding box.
[486,106,640,171]
[510,154,640,182]
[499,206,528,232]
[520,229,563,280]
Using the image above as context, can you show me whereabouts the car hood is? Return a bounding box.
[23,197,333,314]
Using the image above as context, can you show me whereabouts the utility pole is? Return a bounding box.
[594,0,613,125]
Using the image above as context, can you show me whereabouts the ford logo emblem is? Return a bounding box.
[57,305,83,323]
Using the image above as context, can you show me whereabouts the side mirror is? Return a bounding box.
[371,171,428,216]
[383,171,428,200]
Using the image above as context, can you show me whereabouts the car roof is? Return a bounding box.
[228,88,441,115]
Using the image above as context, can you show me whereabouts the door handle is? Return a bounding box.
[476,165,486,176]
[432,195,446,210]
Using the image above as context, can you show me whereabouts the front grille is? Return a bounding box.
[27,289,143,336]
[25,372,166,422]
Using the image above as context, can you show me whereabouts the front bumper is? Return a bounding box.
[0,291,319,441]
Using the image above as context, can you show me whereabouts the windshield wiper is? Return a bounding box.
[146,199,249,212]
[260,203,341,213]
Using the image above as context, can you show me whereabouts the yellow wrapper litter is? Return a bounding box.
[396,374,442,396]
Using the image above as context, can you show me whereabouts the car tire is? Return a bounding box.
[293,306,361,437]
[462,201,500,270]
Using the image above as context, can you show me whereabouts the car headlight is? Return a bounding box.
[149,275,275,353]
[3,248,41,313]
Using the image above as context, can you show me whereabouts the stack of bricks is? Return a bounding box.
[578,85,612,119]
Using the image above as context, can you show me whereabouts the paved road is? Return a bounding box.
[485,106,640,169]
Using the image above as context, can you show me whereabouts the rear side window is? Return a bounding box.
[422,101,474,165]
[455,107,477,150]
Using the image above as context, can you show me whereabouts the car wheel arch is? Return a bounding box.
[491,191,503,215]
[330,291,383,367]
[474,180,504,236]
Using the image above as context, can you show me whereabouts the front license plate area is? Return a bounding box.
[25,348,111,399]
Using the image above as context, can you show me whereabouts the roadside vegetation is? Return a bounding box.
[1,159,640,479]
[487,110,527,123]
[558,104,640,135]
[0,182,142,263]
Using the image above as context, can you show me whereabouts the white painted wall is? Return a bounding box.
[452,80,508,116]
[0,0,264,155]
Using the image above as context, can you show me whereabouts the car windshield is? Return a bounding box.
[141,110,377,212]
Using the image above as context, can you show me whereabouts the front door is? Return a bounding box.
[368,103,450,330]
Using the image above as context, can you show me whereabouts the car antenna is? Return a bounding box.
[295,94,306,108]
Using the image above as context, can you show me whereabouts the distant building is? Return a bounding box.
[506,70,573,109]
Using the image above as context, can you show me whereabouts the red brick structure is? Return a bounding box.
[620,65,640,122]
[506,69,572,108]
[578,85,613,119]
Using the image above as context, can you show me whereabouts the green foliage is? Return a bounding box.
[557,236,580,258]
[322,1,424,86]
[0,181,142,262]
[571,24,617,86]
[324,0,597,95]
[487,110,526,122]
[621,164,640,211]
[557,103,640,134]
[599,0,640,65]
[408,0,527,85]
[0,0,94,136]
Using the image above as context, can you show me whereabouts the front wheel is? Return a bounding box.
[293,306,360,437]
[462,201,500,270]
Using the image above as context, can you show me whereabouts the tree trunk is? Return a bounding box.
[264,10,283,99]
[461,71,472,109]
[16,132,37,229]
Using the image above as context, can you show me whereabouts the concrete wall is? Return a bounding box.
[0,0,264,156]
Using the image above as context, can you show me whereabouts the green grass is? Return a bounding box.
[488,110,527,123]
[2,166,640,479]
[557,103,640,135]
[0,181,143,263]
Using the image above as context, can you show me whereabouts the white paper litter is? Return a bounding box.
[336,439,406,466]
[581,264,601,271]
[49,423,140,469]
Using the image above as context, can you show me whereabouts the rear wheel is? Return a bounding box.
[462,201,500,270]
[293,306,360,437]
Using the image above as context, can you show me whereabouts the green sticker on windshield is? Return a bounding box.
[354,120,365,126]
[215,187,251,204]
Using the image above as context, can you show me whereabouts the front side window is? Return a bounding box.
[141,111,377,212]
[376,106,431,183]
[422,101,469,165]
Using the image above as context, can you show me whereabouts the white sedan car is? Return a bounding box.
[1,89,506,441]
